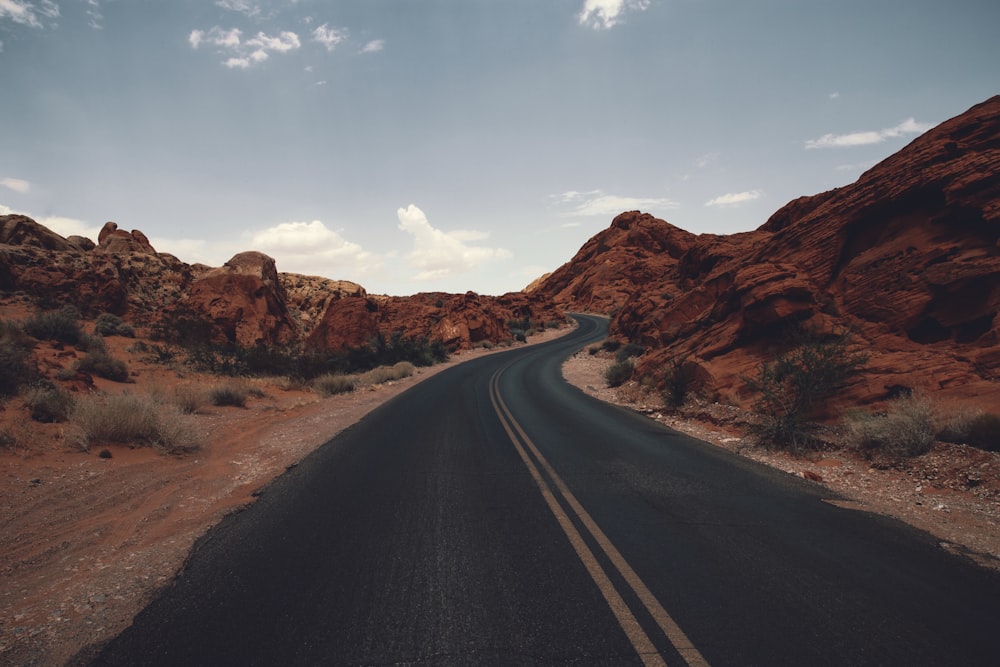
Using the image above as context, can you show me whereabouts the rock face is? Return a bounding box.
[535,95,1000,411]
[0,215,565,354]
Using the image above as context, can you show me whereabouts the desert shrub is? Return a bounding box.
[392,361,415,379]
[615,343,645,363]
[662,356,696,409]
[601,339,622,353]
[76,333,107,353]
[209,383,249,407]
[844,394,935,459]
[172,385,208,414]
[24,306,83,345]
[71,392,197,453]
[605,359,634,388]
[941,412,1000,452]
[313,373,357,396]
[75,350,130,382]
[359,361,416,386]
[0,324,35,397]
[24,384,74,423]
[0,428,17,451]
[94,313,135,338]
[745,327,868,450]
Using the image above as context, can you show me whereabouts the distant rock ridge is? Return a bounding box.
[533,95,1000,411]
[0,214,564,351]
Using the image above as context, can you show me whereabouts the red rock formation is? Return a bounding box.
[178,252,298,348]
[535,96,1000,412]
[98,222,156,254]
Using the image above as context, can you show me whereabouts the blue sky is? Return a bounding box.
[1,1,997,296]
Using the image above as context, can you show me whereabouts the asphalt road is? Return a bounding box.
[88,315,1000,666]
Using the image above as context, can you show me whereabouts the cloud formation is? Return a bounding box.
[313,23,348,51]
[397,205,510,281]
[1,177,30,193]
[189,26,301,68]
[0,0,58,29]
[215,0,262,19]
[554,190,679,217]
[578,0,651,30]
[704,190,762,207]
[248,220,377,277]
[805,118,933,149]
[360,39,385,54]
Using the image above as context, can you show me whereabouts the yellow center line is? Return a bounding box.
[489,367,711,667]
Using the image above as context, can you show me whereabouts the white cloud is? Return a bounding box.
[247,220,378,277]
[1,177,30,193]
[190,26,301,68]
[397,205,510,281]
[705,190,762,207]
[32,215,103,241]
[215,0,262,18]
[805,117,933,149]
[0,203,13,215]
[696,152,720,169]
[247,30,300,53]
[84,0,103,29]
[313,23,347,51]
[578,0,651,30]
[360,39,385,54]
[829,91,840,100]
[554,190,679,217]
[0,0,58,29]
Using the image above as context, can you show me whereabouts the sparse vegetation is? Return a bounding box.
[615,343,645,363]
[94,313,135,338]
[0,321,35,397]
[605,359,634,388]
[844,394,936,459]
[940,411,1000,452]
[24,384,74,423]
[71,392,197,454]
[75,350,130,382]
[209,383,249,408]
[661,356,696,409]
[24,306,84,345]
[171,385,208,414]
[744,326,868,450]
[358,361,415,386]
[312,373,357,396]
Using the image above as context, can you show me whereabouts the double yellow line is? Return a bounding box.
[489,366,711,667]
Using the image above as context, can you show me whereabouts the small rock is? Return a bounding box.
[802,470,823,482]
[29,478,41,486]
[99,449,112,459]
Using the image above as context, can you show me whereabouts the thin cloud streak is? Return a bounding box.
[806,118,933,149]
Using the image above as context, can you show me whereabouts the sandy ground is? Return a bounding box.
[2,325,998,666]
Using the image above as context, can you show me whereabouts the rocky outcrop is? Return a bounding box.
[97,222,157,254]
[178,252,298,348]
[535,96,1000,412]
[0,215,74,251]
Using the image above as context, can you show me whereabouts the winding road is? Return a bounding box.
[90,315,1000,666]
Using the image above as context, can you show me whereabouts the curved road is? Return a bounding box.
[89,315,1000,666]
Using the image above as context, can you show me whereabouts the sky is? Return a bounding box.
[1,1,998,296]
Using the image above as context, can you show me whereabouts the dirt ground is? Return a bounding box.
[2,325,998,666]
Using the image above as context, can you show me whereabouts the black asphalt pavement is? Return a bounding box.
[88,315,1000,666]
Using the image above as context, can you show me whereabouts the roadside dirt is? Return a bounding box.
[562,350,1000,573]
[2,324,997,666]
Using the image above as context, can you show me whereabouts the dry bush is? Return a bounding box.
[939,410,1000,452]
[209,383,249,408]
[75,350,130,382]
[24,384,74,423]
[844,394,935,459]
[358,361,415,386]
[604,359,634,388]
[71,392,198,454]
[313,373,357,396]
[172,384,208,414]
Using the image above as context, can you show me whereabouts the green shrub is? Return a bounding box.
[745,327,868,450]
[601,339,622,353]
[94,313,135,338]
[615,343,645,363]
[662,356,696,408]
[77,333,107,353]
[313,373,357,396]
[75,350,130,382]
[71,392,197,453]
[605,359,634,388]
[209,383,249,407]
[844,394,935,459]
[24,384,74,423]
[24,306,83,345]
[0,326,35,397]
